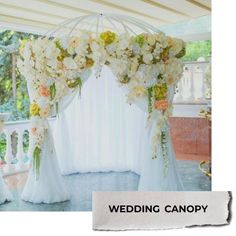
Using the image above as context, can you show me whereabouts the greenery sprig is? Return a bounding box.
[33,146,41,180]
[147,87,153,114]
[161,130,169,176]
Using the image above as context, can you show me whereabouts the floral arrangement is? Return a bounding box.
[199,108,211,122]
[17,30,185,177]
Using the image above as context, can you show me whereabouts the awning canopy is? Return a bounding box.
[0,0,211,41]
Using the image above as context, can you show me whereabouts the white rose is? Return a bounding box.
[45,42,60,59]
[147,35,156,46]
[106,44,116,54]
[143,53,153,64]
[153,43,162,56]
[75,44,86,55]
[47,59,58,69]
[59,37,69,49]
[132,43,140,55]
[37,97,49,109]
[63,57,77,70]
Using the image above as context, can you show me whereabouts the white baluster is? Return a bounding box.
[3,129,15,173]
[200,65,206,102]
[174,66,186,102]
[176,80,184,102]
[1,121,35,176]
[16,129,25,167]
[202,64,209,101]
[175,61,210,107]
[188,65,195,102]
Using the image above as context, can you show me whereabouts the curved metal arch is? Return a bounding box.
[44,13,162,37]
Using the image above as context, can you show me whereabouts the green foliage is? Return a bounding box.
[182,40,211,61]
[0,99,29,120]
[134,34,145,47]
[33,146,41,179]
[0,30,37,121]
[147,87,153,114]
[50,83,56,101]
[0,133,6,161]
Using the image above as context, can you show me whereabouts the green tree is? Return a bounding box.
[0,30,37,121]
[183,40,211,62]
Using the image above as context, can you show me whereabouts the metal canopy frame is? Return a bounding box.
[45,13,162,37]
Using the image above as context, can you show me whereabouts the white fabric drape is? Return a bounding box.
[53,66,184,191]
[21,122,70,203]
[138,85,184,190]
[22,66,183,204]
[138,123,184,190]
[20,75,82,203]
[0,171,13,204]
[54,66,147,175]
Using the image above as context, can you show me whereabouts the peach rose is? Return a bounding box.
[39,106,50,118]
[69,37,80,48]
[31,127,37,135]
[167,76,174,85]
[39,85,50,97]
[154,99,168,110]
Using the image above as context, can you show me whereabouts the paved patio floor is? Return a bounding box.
[0,160,211,211]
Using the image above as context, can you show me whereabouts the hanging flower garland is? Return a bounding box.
[17,30,185,177]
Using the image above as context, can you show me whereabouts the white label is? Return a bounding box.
[93,191,230,230]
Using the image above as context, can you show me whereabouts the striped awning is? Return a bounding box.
[0,0,211,40]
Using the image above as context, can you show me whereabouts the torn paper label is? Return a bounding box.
[92,191,230,230]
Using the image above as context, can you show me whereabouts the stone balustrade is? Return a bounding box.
[0,120,30,176]
[174,61,210,104]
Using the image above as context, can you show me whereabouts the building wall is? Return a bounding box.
[170,117,211,160]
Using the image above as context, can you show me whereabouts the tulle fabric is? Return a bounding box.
[138,84,184,190]
[21,66,183,204]
[21,123,70,204]
[0,171,13,204]
[53,66,147,175]
[54,66,184,191]
[138,123,184,190]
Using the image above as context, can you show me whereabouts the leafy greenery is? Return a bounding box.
[0,133,6,161]
[147,87,153,114]
[0,30,37,121]
[0,30,37,161]
[182,40,211,61]
[33,146,41,179]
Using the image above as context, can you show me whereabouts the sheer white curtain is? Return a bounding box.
[21,123,70,203]
[53,66,148,175]
[53,66,184,191]
[20,66,183,205]
[0,171,13,204]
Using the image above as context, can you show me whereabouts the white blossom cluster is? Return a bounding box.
[17,30,185,168]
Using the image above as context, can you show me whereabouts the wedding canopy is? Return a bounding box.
[2,13,186,204]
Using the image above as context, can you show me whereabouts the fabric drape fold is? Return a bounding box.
[53,67,184,191]
[21,121,70,203]
[54,66,147,175]
[0,171,13,204]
